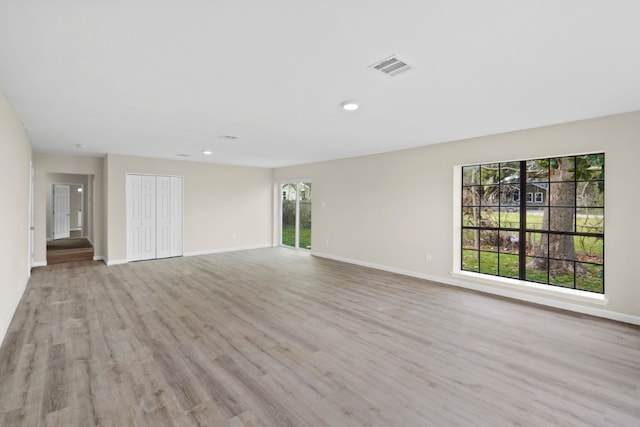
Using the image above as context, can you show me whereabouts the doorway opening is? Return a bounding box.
[280,181,312,249]
[47,173,94,264]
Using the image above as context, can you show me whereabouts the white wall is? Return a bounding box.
[105,154,273,263]
[274,112,640,323]
[33,154,105,263]
[0,91,32,346]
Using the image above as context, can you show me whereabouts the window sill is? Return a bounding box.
[450,270,608,306]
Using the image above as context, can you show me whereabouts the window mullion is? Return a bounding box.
[518,161,527,280]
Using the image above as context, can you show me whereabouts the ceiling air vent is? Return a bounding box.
[369,55,413,77]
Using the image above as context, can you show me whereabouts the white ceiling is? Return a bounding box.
[1,1,639,168]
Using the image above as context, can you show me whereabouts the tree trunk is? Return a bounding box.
[527,158,585,275]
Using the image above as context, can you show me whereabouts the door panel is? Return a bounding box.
[156,176,171,258]
[170,176,183,257]
[126,175,142,261]
[53,184,70,239]
[140,176,156,260]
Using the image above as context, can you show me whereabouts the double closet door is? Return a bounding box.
[126,174,183,261]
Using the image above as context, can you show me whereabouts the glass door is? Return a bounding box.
[281,181,312,249]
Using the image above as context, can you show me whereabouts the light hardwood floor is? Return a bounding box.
[1,248,639,426]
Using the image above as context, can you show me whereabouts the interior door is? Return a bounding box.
[156,176,171,258]
[53,184,70,239]
[169,176,183,257]
[126,175,142,261]
[140,175,156,260]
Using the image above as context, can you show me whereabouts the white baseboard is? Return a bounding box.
[311,251,640,326]
[32,260,47,267]
[0,275,29,348]
[106,259,128,266]
[93,255,105,262]
[184,244,272,257]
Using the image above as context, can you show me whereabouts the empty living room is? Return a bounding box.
[1,1,639,426]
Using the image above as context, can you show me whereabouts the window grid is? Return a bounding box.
[461,154,604,293]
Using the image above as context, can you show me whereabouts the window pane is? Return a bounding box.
[549,260,575,288]
[481,185,500,206]
[479,230,499,251]
[576,263,604,293]
[549,208,575,232]
[526,232,547,257]
[576,154,604,180]
[281,184,296,247]
[499,231,519,254]
[525,207,547,230]
[576,210,604,234]
[526,159,548,182]
[462,249,480,271]
[500,185,520,206]
[462,207,480,227]
[462,229,479,250]
[463,165,480,185]
[480,207,499,228]
[479,251,498,275]
[549,182,576,206]
[499,209,519,229]
[499,254,519,278]
[481,163,500,185]
[526,256,548,283]
[574,235,603,264]
[500,162,520,183]
[548,234,577,261]
[577,181,604,207]
[462,186,480,207]
[299,182,312,249]
[550,157,575,181]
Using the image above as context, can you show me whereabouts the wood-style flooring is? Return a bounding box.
[0,248,639,426]
[46,238,94,265]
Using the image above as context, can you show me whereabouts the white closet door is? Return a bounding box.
[140,175,157,260]
[170,176,183,257]
[126,175,142,261]
[156,176,172,259]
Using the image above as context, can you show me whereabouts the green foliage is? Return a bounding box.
[462,250,603,292]
[281,227,311,249]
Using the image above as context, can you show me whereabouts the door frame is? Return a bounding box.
[279,179,312,249]
[49,182,85,240]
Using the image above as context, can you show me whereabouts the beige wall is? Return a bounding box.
[274,112,640,321]
[0,92,32,345]
[33,153,105,263]
[105,154,273,263]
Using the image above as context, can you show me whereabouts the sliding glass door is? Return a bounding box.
[281,181,312,249]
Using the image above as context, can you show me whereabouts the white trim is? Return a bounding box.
[106,259,128,266]
[184,244,272,257]
[32,260,47,267]
[311,251,640,326]
[0,276,29,348]
[450,270,607,305]
[93,255,105,262]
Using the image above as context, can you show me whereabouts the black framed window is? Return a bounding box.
[461,154,604,293]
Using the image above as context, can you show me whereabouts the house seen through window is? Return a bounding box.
[461,154,604,293]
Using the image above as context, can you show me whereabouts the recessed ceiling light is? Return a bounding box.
[76,144,86,148]
[342,102,359,111]
[202,150,213,155]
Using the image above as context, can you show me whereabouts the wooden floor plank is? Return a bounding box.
[1,248,639,426]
